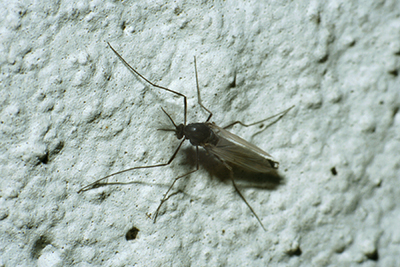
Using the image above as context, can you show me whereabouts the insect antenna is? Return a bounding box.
[160,107,178,128]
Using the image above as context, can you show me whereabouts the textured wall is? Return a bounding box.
[1,0,399,266]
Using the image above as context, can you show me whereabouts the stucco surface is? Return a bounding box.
[1,0,399,266]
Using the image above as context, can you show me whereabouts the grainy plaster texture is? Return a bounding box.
[1,0,399,266]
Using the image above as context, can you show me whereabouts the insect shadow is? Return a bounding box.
[78,42,294,231]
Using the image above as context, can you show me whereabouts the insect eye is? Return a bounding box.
[176,124,184,139]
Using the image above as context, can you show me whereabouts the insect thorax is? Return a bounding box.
[183,123,219,146]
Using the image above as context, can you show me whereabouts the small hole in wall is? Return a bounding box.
[126,226,139,241]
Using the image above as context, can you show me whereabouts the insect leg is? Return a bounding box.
[153,146,200,223]
[223,105,295,129]
[107,42,188,125]
[223,162,267,231]
[193,56,213,122]
[77,139,186,193]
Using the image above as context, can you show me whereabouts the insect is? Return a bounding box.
[78,42,294,230]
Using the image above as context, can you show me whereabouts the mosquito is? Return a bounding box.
[78,42,295,231]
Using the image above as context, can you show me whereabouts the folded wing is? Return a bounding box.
[204,123,279,173]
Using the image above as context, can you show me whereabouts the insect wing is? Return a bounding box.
[205,123,279,173]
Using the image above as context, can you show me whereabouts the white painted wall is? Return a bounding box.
[1,0,399,266]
